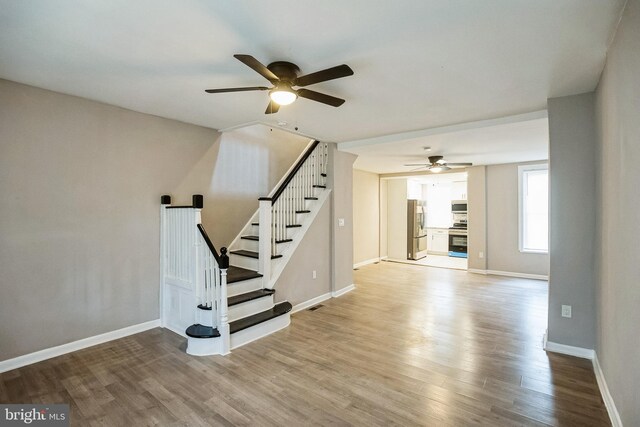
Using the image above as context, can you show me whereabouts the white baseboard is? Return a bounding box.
[543,331,595,359]
[0,319,161,374]
[468,268,548,281]
[353,257,380,269]
[543,332,621,426]
[291,292,332,314]
[593,354,623,427]
[332,284,356,298]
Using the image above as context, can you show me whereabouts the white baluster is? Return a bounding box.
[219,248,230,355]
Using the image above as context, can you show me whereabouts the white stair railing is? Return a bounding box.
[258,142,328,283]
[160,194,229,355]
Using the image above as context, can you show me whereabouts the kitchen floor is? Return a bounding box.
[385,254,467,270]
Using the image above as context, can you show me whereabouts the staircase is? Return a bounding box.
[160,141,329,355]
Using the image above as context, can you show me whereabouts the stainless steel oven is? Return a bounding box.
[448,228,468,258]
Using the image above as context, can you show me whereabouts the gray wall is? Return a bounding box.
[594,0,640,423]
[0,79,215,361]
[467,166,487,270]
[173,125,309,247]
[352,169,380,265]
[486,162,549,276]
[328,146,356,292]
[547,93,597,349]
[386,179,408,260]
[274,199,331,305]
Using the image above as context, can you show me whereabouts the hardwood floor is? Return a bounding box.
[0,261,610,426]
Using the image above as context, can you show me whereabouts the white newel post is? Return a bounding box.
[258,198,272,288]
[219,247,230,355]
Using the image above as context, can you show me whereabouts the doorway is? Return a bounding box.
[380,172,468,271]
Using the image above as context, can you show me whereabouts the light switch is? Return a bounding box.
[338,218,345,227]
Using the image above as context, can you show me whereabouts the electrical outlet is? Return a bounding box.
[312,270,317,279]
[479,251,484,259]
[338,218,345,227]
[562,305,572,318]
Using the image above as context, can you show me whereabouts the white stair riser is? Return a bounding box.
[186,336,223,356]
[228,295,274,322]
[229,254,259,270]
[195,308,214,327]
[239,239,259,252]
[230,313,291,350]
[227,277,262,297]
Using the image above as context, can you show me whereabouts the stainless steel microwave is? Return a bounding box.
[451,200,467,213]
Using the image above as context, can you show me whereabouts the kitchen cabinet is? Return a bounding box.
[427,228,449,254]
[451,181,467,201]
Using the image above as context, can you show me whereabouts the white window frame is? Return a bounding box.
[518,163,549,254]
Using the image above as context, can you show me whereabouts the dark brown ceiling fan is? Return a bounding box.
[405,156,473,173]
[205,54,354,114]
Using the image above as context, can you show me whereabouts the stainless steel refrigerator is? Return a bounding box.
[407,199,428,260]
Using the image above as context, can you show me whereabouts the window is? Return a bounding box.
[519,164,548,253]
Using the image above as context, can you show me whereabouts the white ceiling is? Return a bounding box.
[0,0,625,149]
[342,113,550,173]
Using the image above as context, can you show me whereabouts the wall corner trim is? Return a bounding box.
[593,354,623,427]
[353,258,380,269]
[332,284,356,298]
[291,293,332,314]
[0,319,161,374]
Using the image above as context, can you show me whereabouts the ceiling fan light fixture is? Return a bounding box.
[429,165,451,173]
[269,86,297,105]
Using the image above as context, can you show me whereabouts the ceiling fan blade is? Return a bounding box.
[205,86,269,93]
[404,163,430,166]
[264,100,280,114]
[295,64,354,87]
[445,163,473,166]
[234,54,279,83]
[297,89,345,107]
[409,166,427,172]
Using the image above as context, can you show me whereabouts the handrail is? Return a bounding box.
[267,140,320,205]
[197,224,220,264]
[162,194,204,209]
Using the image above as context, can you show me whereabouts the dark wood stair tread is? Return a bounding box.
[296,210,311,214]
[285,224,302,228]
[227,265,262,284]
[230,302,292,334]
[321,173,327,177]
[251,222,259,226]
[186,324,220,338]
[228,289,275,307]
[242,236,291,244]
[313,185,326,188]
[230,249,282,260]
[305,197,318,200]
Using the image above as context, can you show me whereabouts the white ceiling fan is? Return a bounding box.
[404,155,472,173]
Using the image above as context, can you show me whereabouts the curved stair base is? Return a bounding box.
[186,324,222,356]
[186,336,224,356]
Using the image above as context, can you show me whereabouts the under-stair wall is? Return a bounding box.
[172,125,310,246]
